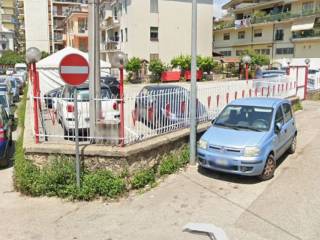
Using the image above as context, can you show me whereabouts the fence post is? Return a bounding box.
[304,65,308,100]
[32,63,39,144]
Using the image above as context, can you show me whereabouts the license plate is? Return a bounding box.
[215,159,229,166]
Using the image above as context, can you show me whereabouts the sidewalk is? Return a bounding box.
[0,101,319,240]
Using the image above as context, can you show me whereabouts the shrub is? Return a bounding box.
[159,146,190,176]
[197,56,217,74]
[292,100,303,112]
[148,59,166,82]
[125,57,142,82]
[241,49,270,66]
[131,169,155,189]
[171,55,191,71]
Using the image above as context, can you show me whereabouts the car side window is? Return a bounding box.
[282,103,293,123]
[275,107,284,126]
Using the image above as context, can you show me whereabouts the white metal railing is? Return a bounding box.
[29,77,297,146]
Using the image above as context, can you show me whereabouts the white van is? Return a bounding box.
[14,63,27,73]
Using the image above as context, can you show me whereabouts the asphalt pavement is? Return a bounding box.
[0,101,319,240]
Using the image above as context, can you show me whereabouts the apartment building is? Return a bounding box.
[64,4,88,52]
[100,0,213,64]
[16,0,25,53]
[24,0,87,53]
[0,0,15,55]
[213,0,320,61]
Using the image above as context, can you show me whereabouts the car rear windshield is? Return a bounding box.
[215,105,273,132]
[71,88,111,101]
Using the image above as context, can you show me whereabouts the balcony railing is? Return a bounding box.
[215,8,320,30]
[292,31,320,40]
[101,41,120,52]
[101,18,120,30]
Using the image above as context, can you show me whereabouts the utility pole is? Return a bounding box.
[88,0,101,140]
[189,0,197,165]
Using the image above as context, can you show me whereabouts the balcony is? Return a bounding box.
[100,40,120,52]
[215,8,320,30]
[292,30,320,41]
[101,17,120,30]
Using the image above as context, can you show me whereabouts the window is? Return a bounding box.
[124,0,127,13]
[275,107,284,126]
[223,33,230,40]
[254,29,262,38]
[113,6,118,20]
[255,49,261,54]
[238,31,245,39]
[125,28,128,42]
[150,53,159,61]
[150,27,159,41]
[282,103,293,123]
[261,49,270,55]
[121,29,123,42]
[302,2,314,12]
[150,0,158,13]
[220,51,231,56]
[276,47,294,55]
[114,31,119,42]
[275,29,284,41]
[236,50,244,56]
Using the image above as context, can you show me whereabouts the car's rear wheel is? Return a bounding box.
[288,135,297,154]
[259,154,276,181]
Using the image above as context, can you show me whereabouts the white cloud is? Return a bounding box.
[213,0,228,18]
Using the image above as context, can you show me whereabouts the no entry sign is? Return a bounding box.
[59,54,89,86]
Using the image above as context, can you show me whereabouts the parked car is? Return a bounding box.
[101,76,120,98]
[56,83,120,138]
[0,93,14,119]
[14,63,27,73]
[12,74,25,94]
[5,68,14,75]
[134,85,206,130]
[44,86,63,110]
[308,69,320,90]
[197,98,297,180]
[8,78,20,102]
[0,105,12,167]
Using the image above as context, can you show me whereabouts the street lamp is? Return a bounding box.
[26,47,42,144]
[304,58,310,100]
[111,52,128,146]
[242,55,251,82]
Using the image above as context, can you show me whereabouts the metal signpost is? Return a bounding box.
[59,54,89,188]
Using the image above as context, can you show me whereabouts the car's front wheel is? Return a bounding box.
[288,135,297,154]
[259,154,276,181]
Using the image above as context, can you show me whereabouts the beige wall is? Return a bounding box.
[103,0,212,64]
[294,41,320,58]
[24,0,50,52]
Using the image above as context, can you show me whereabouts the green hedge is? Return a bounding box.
[13,88,190,200]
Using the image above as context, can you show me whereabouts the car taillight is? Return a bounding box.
[0,129,5,139]
[148,106,154,122]
[165,103,171,117]
[180,101,186,113]
[113,102,118,110]
[66,104,74,113]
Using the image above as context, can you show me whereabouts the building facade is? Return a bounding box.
[64,4,88,52]
[0,0,15,55]
[100,0,213,64]
[16,0,25,53]
[24,0,87,53]
[213,0,320,61]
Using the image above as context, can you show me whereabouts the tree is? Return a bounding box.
[197,56,218,73]
[41,51,50,59]
[241,49,270,66]
[0,50,25,66]
[148,59,166,82]
[124,57,142,82]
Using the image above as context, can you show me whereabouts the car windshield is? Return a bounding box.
[0,95,8,107]
[309,69,319,74]
[214,105,273,132]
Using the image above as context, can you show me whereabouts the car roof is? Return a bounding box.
[230,98,289,108]
[144,85,184,90]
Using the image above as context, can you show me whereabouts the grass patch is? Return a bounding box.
[292,99,303,112]
[310,92,320,101]
[13,85,190,200]
[131,169,156,189]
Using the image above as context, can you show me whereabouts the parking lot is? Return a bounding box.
[0,100,319,240]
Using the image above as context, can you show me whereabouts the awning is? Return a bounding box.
[291,17,315,31]
[220,57,240,63]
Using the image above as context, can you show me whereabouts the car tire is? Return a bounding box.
[288,135,297,154]
[258,154,276,181]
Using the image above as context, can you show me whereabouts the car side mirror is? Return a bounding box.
[275,122,283,133]
[211,118,215,124]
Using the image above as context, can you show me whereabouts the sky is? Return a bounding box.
[213,0,229,18]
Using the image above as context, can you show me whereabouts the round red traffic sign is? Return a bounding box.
[59,54,89,86]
